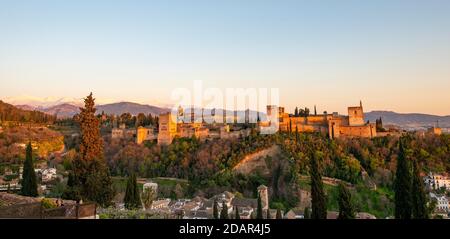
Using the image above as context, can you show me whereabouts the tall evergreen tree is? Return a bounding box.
[411,159,429,219]
[394,138,413,219]
[337,183,355,219]
[213,200,219,219]
[304,207,311,219]
[124,173,142,210]
[294,107,299,117]
[21,142,38,197]
[256,193,264,219]
[289,120,292,134]
[69,93,114,207]
[235,206,240,219]
[220,202,229,219]
[276,208,282,219]
[310,151,327,219]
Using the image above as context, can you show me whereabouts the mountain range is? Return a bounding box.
[365,111,450,130]
[15,102,170,119]
[4,97,450,130]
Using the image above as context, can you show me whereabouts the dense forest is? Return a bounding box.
[282,132,450,186]
[0,101,56,124]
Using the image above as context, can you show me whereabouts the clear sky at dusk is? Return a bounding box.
[1,0,450,115]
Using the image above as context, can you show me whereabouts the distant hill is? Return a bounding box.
[42,103,81,119]
[10,102,171,119]
[0,100,56,123]
[366,111,450,130]
[97,102,169,116]
[15,104,37,111]
[3,96,83,108]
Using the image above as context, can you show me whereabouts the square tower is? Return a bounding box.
[157,112,177,145]
[348,101,365,126]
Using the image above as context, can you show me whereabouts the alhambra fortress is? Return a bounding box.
[261,101,376,139]
[110,101,421,146]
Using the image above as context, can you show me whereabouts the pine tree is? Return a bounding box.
[256,193,263,219]
[21,142,38,197]
[394,138,413,219]
[213,200,219,219]
[266,209,272,219]
[220,202,229,219]
[304,207,311,219]
[235,206,240,219]
[310,151,327,219]
[69,93,114,207]
[276,208,282,219]
[294,107,298,117]
[124,173,142,210]
[337,183,355,219]
[411,159,428,219]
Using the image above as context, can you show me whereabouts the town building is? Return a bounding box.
[424,172,450,191]
[35,168,57,183]
[150,199,171,210]
[430,192,449,212]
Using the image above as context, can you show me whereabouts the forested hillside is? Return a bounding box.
[0,101,56,124]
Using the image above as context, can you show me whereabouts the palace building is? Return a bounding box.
[130,101,377,146]
[271,101,376,139]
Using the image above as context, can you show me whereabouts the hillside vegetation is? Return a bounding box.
[0,100,56,124]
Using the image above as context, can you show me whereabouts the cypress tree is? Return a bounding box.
[394,138,412,219]
[411,159,428,219]
[276,208,282,219]
[289,120,292,134]
[70,93,114,207]
[337,183,355,219]
[213,200,219,219]
[124,173,142,210]
[21,142,38,197]
[294,107,298,117]
[304,207,311,219]
[235,206,240,219]
[256,193,264,219]
[310,151,327,219]
[220,202,229,219]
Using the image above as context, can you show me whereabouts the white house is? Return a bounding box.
[430,192,449,212]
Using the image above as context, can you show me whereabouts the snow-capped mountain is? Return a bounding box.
[3,96,84,108]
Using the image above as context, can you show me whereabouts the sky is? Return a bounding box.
[1,0,450,115]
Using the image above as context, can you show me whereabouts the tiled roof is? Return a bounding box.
[231,198,257,208]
